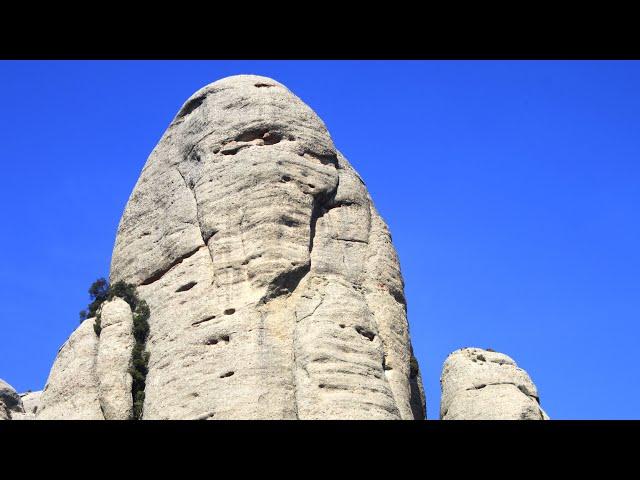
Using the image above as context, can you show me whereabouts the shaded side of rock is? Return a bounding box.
[0,379,24,420]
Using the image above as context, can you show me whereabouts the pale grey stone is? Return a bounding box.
[34,75,425,420]
[37,319,104,420]
[105,74,425,420]
[96,298,135,419]
[440,347,548,420]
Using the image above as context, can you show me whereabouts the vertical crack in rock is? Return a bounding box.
[308,175,340,255]
[260,171,340,305]
[176,167,215,271]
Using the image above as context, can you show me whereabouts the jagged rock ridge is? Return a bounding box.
[37,74,426,420]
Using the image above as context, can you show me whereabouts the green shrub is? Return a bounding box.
[133,300,150,343]
[108,281,139,307]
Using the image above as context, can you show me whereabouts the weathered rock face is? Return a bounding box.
[440,348,548,420]
[37,298,135,420]
[95,298,135,419]
[32,75,424,420]
[37,319,104,419]
[103,74,425,419]
[0,379,24,420]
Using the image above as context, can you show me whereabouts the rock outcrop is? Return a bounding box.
[0,379,24,420]
[95,298,135,419]
[0,379,43,420]
[37,319,104,419]
[37,298,135,420]
[14,391,42,419]
[440,348,548,420]
[37,74,426,420]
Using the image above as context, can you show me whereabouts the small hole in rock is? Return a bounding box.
[262,132,282,145]
[224,308,235,315]
[220,371,235,378]
[354,325,376,341]
[281,175,292,182]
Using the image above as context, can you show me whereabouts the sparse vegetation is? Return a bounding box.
[79,277,151,420]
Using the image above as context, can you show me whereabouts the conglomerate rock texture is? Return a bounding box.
[36,75,426,420]
[440,348,548,420]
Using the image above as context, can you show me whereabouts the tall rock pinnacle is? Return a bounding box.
[440,348,548,420]
[38,75,426,420]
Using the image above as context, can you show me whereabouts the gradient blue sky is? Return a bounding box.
[1,60,638,419]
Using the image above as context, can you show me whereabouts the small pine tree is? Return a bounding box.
[88,278,109,302]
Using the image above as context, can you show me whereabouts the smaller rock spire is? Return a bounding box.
[440,348,549,420]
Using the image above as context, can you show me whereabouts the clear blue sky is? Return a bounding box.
[1,60,638,419]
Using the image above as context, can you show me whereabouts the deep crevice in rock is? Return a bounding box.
[176,168,215,269]
[334,237,368,244]
[139,246,203,286]
[301,150,339,168]
[192,315,216,327]
[175,281,197,292]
